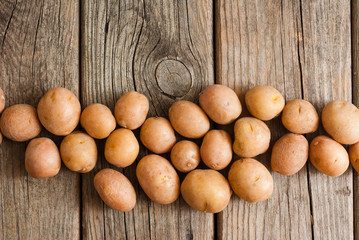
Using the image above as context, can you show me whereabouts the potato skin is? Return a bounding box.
[181,169,231,213]
[282,99,319,134]
[309,135,349,176]
[0,132,2,144]
[228,158,273,203]
[0,104,42,142]
[199,84,242,124]
[114,91,149,130]
[170,140,200,173]
[136,154,180,204]
[140,117,176,154]
[94,169,136,212]
[233,117,270,157]
[0,88,5,114]
[25,138,61,178]
[349,142,359,174]
[169,100,210,139]
[105,128,139,168]
[271,133,308,175]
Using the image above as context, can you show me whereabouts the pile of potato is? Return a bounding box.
[0,84,358,214]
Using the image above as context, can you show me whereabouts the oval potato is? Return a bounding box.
[0,87,5,114]
[170,140,200,173]
[349,142,359,174]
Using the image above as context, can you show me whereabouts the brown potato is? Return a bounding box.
[228,158,273,203]
[25,138,61,178]
[349,142,359,174]
[281,99,319,134]
[271,133,308,175]
[80,103,116,139]
[0,104,42,142]
[199,84,242,124]
[0,131,2,145]
[309,135,349,176]
[60,131,97,173]
[105,128,139,168]
[114,91,149,130]
[38,87,81,136]
[233,117,270,157]
[169,100,210,139]
[181,169,231,213]
[140,117,176,154]
[136,154,180,204]
[170,140,200,173]
[94,169,136,212]
[0,87,5,114]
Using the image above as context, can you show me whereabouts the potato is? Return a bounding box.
[60,131,97,173]
[169,100,210,138]
[136,154,180,204]
[322,100,359,144]
[38,87,81,136]
[233,117,270,157]
[0,104,42,142]
[199,84,242,124]
[349,142,359,174]
[0,87,5,114]
[105,128,139,168]
[0,131,2,145]
[309,135,349,176]
[80,103,116,139]
[94,169,136,212]
[170,140,200,173]
[281,99,319,134]
[114,91,149,130]
[271,133,308,175]
[25,138,61,178]
[245,86,285,120]
[140,117,176,154]
[228,158,273,203]
[181,169,231,213]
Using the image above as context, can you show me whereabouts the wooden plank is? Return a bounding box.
[0,0,80,240]
[81,0,214,239]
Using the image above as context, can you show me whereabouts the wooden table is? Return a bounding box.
[0,0,357,239]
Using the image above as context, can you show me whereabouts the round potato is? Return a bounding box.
[245,86,285,121]
[233,117,270,157]
[140,117,176,154]
[309,135,349,176]
[25,138,61,178]
[136,154,180,204]
[170,140,200,173]
[60,131,97,173]
[114,91,149,130]
[169,100,210,138]
[282,99,319,134]
[0,104,42,142]
[94,169,136,212]
[181,169,231,213]
[199,84,242,124]
[228,158,273,203]
[105,128,139,168]
[0,87,5,114]
[0,131,2,145]
[37,87,81,136]
[271,133,308,175]
[322,100,359,144]
[349,142,359,174]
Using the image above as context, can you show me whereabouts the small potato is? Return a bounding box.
[349,142,359,174]
[105,128,139,168]
[309,135,349,176]
[169,100,210,139]
[199,84,242,124]
[60,131,97,173]
[233,117,270,158]
[281,99,319,134]
[140,117,176,154]
[245,86,285,121]
[0,87,5,114]
[25,138,61,178]
[136,154,180,204]
[94,169,136,212]
[0,132,2,144]
[170,140,200,173]
[228,158,273,203]
[0,104,42,142]
[181,169,231,213]
[322,100,359,144]
[200,130,232,170]
[114,91,149,130]
[38,87,81,136]
[271,133,308,175]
